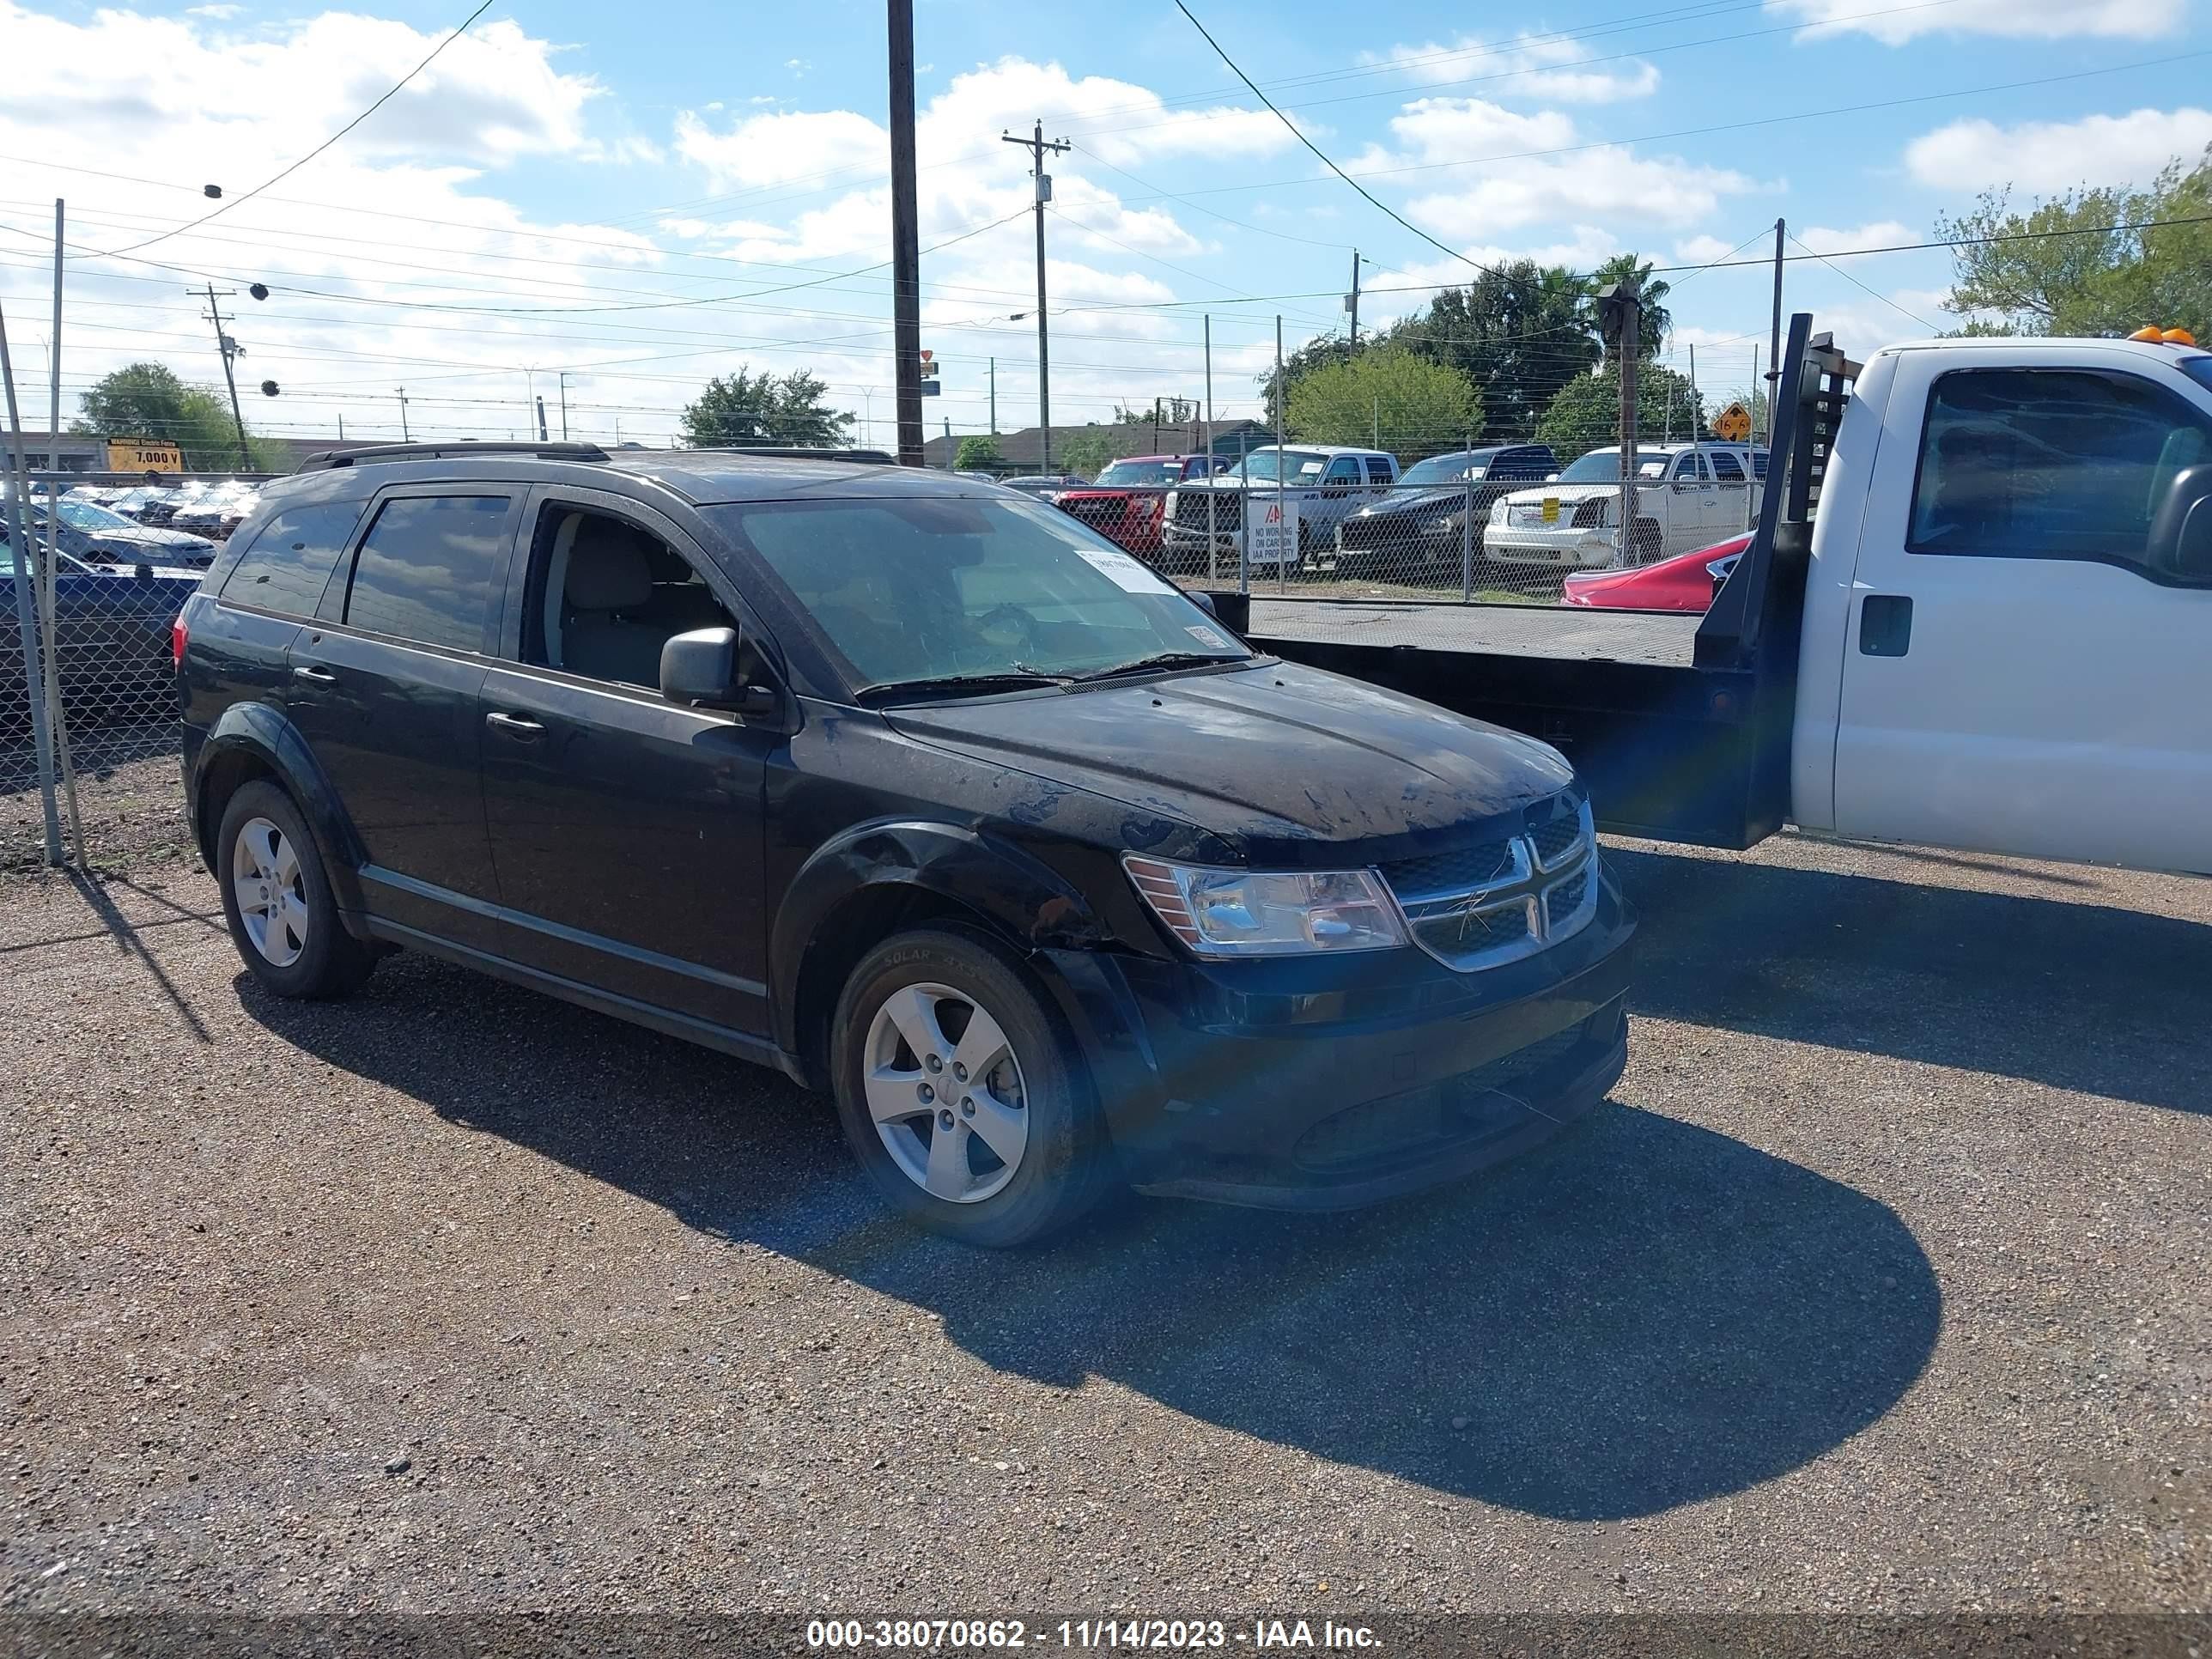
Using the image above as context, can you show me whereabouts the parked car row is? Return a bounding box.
[66,479,263,542]
[4,489,220,569]
[0,538,199,734]
[1040,439,1767,589]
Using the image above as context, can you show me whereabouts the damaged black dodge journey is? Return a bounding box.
[177,442,1635,1245]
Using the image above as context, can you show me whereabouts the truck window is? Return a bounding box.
[1907,368,2212,574]
[1322,458,1362,485]
[338,495,509,652]
[1363,457,1395,483]
[1710,452,1746,483]
[220,501,366,617]
[1672,454,1707,483]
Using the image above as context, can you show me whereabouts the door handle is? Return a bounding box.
[1860,594,1914,657]
[485,711,545,738]
[291,665,337,684]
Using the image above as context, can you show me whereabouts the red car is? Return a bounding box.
[1054,454,1225,558]
[1559,532,1749,612]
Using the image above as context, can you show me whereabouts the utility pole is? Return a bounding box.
[1687,342,1698,436]
[558,371,569,441]
[535,396,550,443]
[1346,249,1360,347]
[889,0,925,466]
[1005,120,1071,471]
[1597,278,1642,565]
[1767,216,1784,433]
[1202,313,1215,583]
[196,282,250,469]
[395,387,410,442]
[988,357,997,434]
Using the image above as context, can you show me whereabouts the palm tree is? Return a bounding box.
[1586,254,1671,356]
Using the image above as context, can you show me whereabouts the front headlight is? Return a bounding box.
[1489,499,1510,523]
[1124,856,1407,957]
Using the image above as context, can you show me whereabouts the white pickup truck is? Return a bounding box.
[1483,440,1767,568]
[1221,317,2212,878]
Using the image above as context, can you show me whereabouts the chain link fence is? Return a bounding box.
[1050,465,1765,603]
[4,471,270,870]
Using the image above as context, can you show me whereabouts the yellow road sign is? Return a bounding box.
[106,437,184,473]
[1713,402,1753,444]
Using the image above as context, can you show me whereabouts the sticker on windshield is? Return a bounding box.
[1075,545,1176,594]
[1185,624,1230,650]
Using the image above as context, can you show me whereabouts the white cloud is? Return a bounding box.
[1796,221,1914,254]
[1905,107,2212,191]
[1672,234,1735,264]
[672,107,884,191]
[1768,0,2180,42]
[1359,32,1659,103]
[1408,146,1756,234]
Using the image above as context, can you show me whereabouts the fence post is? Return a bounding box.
[0,302,61,865]
[1462,428,1475,603]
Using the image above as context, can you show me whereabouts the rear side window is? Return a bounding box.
[1907,368,2212,573]
[1363,457,1395,483]
[220,501,366,617]
[339,495,509,652]
[1711,452,1747,483]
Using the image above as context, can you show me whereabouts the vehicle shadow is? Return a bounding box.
[240,953,1940,1522]
[1607,842,2212,1115]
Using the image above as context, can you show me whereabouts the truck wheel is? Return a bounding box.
[216,781,378,1000]
[1631,521,1663,565]
[831,927,1112,1247]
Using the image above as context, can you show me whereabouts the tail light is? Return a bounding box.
[171,611,188,668]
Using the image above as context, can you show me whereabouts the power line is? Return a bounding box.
[101,0,497,257]
[1172,0,1511,281]
[1787,230,1939,332]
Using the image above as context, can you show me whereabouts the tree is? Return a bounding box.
[1536,362,1703,459]
[1055,429,1121,480]
[1255,334,1356,426]
[70,362,286,471]
[1286,348,1483,459]
[953,434,1007,471]
[680,367,854,448]
[1934,149,2212,337]
[1584,253,1671,356]
[1112,397,1196,426]
[1389,261,1595,442]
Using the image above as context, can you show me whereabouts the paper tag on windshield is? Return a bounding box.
[1186,624,1230,650]
[1076,545,1176,594]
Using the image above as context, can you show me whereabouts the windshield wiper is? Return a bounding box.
[1076,651,1241,683]
[855,667,1072,703]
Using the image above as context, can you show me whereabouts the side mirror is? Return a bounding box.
[133,562,154,581]
[1188,590,1218,618]
[2150,463,2212,582]
[659,626,779,718]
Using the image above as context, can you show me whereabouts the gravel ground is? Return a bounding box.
[2,833,2207,1620]
[2,725,189,874]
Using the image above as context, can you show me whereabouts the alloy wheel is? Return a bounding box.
[231,816,309,969]
[862,981,1030,1204]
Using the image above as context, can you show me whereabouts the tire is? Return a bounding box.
[1630,520,1663,566]
[215,780,378,1000]
[830,927,1111,1247]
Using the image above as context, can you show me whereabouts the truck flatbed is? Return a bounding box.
[1245,598,1701,670]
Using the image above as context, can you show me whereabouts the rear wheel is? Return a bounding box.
[216,781,377,1000]
[831,927,1110,1247]
[1630,520,1663,565]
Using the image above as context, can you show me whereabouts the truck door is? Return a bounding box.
[1832,349,2212,872]
[1666,453,1712,555]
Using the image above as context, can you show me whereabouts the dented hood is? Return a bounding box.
[886,660,1576,868]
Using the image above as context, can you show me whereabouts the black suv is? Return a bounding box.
[178,442,1634,1245]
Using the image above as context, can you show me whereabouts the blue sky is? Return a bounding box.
[0,0,2203,449]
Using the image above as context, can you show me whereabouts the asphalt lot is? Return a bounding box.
[2,831,2207,1616]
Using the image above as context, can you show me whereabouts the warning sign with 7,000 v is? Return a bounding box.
[1242,496,1299,568]
[106,437,184,474]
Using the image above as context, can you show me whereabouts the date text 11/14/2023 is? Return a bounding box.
[804,1618,1383,1650]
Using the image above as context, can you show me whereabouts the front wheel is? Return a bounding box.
[831,927,1110,1247]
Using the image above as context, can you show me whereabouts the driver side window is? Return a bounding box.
[520,505,737,690]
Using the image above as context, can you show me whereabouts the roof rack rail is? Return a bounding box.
[295,441,611,472]
[696,446,896,464]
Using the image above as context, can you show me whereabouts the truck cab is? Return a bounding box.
[1788,332,2212,872]
[1164,445,1399,570]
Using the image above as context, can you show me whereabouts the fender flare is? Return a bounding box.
[192,702,370,922]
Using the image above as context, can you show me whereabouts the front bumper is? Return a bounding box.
[1484,526,1621,568]
[1061,868,1636,1210]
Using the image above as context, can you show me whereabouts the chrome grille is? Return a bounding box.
[1379,794,1597,972]
[1171,491,1240,531]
